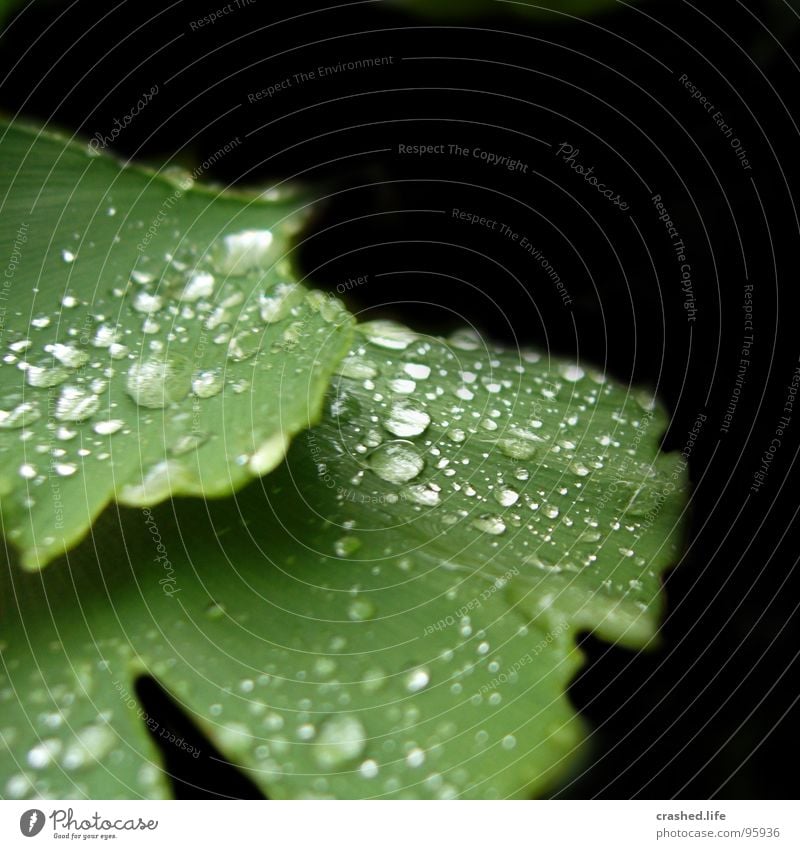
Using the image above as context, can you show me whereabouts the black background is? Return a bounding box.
[2,0,798,798]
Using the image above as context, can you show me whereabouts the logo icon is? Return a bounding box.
[19,809,45,837]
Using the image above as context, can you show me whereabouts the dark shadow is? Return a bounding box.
[134,675,266,800]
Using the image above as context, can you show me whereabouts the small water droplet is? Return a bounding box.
[404,667,430,693]
[347,598,376,621]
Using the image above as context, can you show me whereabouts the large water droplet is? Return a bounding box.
[55,385,101,422]
[368,440,425,484]
[314,714,367,770]
[361,320,417,350]
[384,401,431,438]
[125,355,190,408]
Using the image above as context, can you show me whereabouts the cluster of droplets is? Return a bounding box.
[1,224,351,539]
[323,321,668,601]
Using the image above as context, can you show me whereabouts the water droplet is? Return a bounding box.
[494,488,519,507]
[50,343,90,369]
[361,320,417,350]
[259,283,302,323]
[347,598,376,621]
[404,667,430,693]
[170,432,209,456]
[61,249,76,263]
[53,462,78,477]
[215,229,274,275]
[472,514,506,535]
[447,427,466,443]
[337,357,378,380]
[561,365,585,382]
[191,369,223,398]
[132,291,164,314]
[26,365,69,388]
[384,401,430,438]
[178,270,215,302]
[62,723,116,770]
[406,747,426,767]
[388,378,416,394]
[359,759,379,778]
[402,483,441,507]
[93,419,124,435]
[27,738,62,769]
[404,363,431,380]
[314,714,367,770]
[497,438,537,460]
[334,536,361,558]
[55,385,100,421]
[125,355,190,408]
[368,441,425,484]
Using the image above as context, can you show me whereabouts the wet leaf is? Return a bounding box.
[0,120,354,568]
[0,324,687,798]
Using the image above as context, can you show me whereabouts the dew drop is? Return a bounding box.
[347,598,376,621]
[314,714,367,770]
[361,320,417,350]
[472,514,506,535]
[125,356,190,408]
[178,270,215,302]
[93,419,124,436]
[404,667,430,693]
[368,441,425,484]
[384,401,430,438]
[191,369,223,398]
[55,385,100,422]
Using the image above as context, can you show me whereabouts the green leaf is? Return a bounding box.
[0,120,354,569]
[0,323,687,799]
